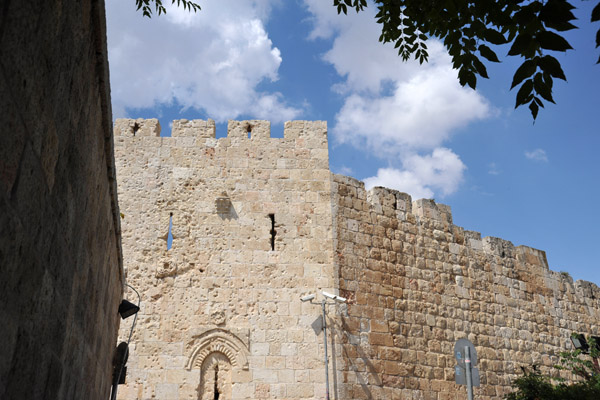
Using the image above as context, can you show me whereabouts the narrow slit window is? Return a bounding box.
[213,364,220,400]
[167,213,173,250]
[269,214,276,251]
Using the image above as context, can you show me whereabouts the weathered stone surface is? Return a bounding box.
[115,119,338,399]
[334,176,600,399]
[115,119,600,400]
[0,1,123,399]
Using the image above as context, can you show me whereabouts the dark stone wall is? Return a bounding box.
[0,1,123,399]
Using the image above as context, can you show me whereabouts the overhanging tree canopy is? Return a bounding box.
[333,0,600,120]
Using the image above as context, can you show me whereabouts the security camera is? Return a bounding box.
[322,291,347,303]
[301,294,316,302]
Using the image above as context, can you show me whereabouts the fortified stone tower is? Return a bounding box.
[114,119,342,399]
[115,118,600,400]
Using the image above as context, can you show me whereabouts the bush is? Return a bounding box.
[505,335,600,400]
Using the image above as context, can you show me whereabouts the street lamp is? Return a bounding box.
[301,291,347,400]
[571,334,589,353]
[110,284,141,400]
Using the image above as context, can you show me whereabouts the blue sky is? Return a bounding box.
[106,0,600,284]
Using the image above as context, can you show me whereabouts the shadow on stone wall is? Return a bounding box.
[0,1,123,399]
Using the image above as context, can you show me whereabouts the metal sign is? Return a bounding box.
[454,338,480,400]
[455,365,480,386]
[454,338,478,368]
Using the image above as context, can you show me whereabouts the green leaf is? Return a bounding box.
[542,71,554,89]
[511,60,537,89]
[534,97,545,108]
[479,45,500,62]
[466,71,476,89]
[484,28,507,45]
[544,20,579,32]
[533,73,555,103]
[529,100,539,120]
[515,79,534,108]
[592,2,600,22]
[537,31,573,52]
[538,55,567,80]
[458,68,477,89]
[540,0,577,25]
[472,57,489,79]
[508,33,533,56]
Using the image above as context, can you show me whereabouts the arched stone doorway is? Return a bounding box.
[186,329,250,400]
[198,352,232,400]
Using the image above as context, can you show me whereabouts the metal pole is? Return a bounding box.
[322,299,330,400]
[465,346,473,400]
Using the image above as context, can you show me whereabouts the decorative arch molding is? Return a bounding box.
[186,328,249,371]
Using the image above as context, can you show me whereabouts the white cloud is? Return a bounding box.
[525,149,548,162]
[106,0,299,122]
[318,13,491,154]
[363,148,466,199]
[303,0,493,198]
[488,162,500,175]
[333,64,491,154]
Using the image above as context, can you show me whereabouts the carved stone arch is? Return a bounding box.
[186,329,249,371]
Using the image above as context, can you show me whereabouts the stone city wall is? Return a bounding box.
[114,119,600,400]
[332,174,600,400]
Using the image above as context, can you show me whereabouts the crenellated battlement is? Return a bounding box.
[332,173,600,293]
[114,118,330,176]
[114,118,328,149]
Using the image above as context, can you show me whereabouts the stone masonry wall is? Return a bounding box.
[114,118,600,400]
[0,1,123,399]
[333,174,600,400]
[114,119,343,400]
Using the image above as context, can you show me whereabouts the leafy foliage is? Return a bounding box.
[504,335,600,400]
[505,371,600,400]
[555,336,600,381]
[333,0,600,120]
[135,0,200,18]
